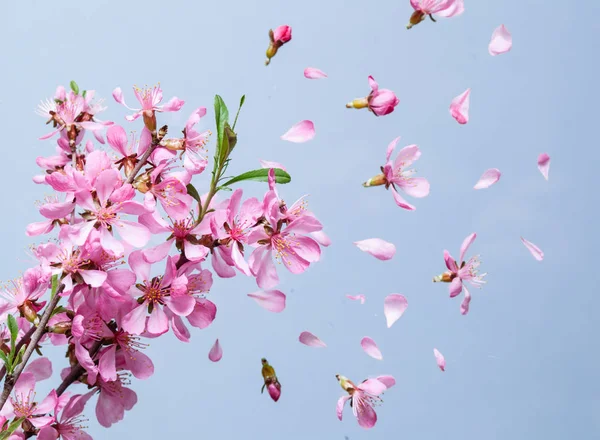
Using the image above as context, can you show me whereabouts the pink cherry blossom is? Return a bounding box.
[280,120,316,143]
[208,339,223,362]
[112,84,184,125]
[346,76,399,117]
[265,25,292,65]
[434,348,446,371]
[489,25,512,56]
[143,161,194,221]
[363,137,430,210]
[336,374,391,429]
[37,391,94,440]
[354,238,396,261]
[304,67,328,79]
[433,233,487,315]
[247,290,286,313]
[407,0,464,29]
[449,88,471,124]
[473,168,501,189]
[0,372,56,429]
[299,331,327,348]
[0,266,49,321]
[383,294,408,328]
[106,124,152,177]
[360,337,383,360]
[521,237,544,261]
[537,153,550,180]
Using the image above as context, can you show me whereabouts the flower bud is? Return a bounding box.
[407,10,425,29]
[160,138,185,151]
[142,110,157,134]
[267,382,281,402]
[48,320,72,334]
[19,301,38,323]
[133,173,151,193]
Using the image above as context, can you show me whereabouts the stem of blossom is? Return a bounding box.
[0,326,36,383]
[125,142,159,185]
[55,339,102,397]
[0,285,64,411]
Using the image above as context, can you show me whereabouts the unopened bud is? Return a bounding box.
[48,321,72,334]
[160,138,185,151]
[225,125,237,152]
[20,301,38,323]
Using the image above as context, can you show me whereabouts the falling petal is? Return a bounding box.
[521,237,544,261]
[247,290,286,313]
[537,153,550,181]
[304,67,328,79]
[208,339,222,362]
[488,25,512,56]
[449,88,471,124]
[281,120,316,143]
[299,331,327,348]
[260,160,287,172]
[434,348,446,371]
[383,294,408,328]
[473,168,501,189]
[354,238,396,261]
[346,294,366,304]
[360,337,383,360]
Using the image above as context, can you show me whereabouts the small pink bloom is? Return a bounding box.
[360,337,383,360]
[449,88,471,124]
[434,348,446,371]
[354,238,396,261]
[1,372,56,429]
[281,120,316,143]
[208,338,223,362]
[37,391,94,440]
[538,153,550,180]
[346,294,366,304]
[112,84,184,126]
[247,290,286,313]
[521,237,544,261]
[336,374,391,429]
[383,294,408,328]
[489,24,512,56]
[0,266,49,321]
[407,0,464,29]
[299,331,326,348]
[363,137,430,210]
[265,25,292,65]
[144,161,194,221]
[346,76,399,117]
[473,168,501,189]
[304,67,328,79]
[267,383,281,402]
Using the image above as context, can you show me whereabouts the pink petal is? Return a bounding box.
[309,230,331,247]
[473,168,501,189]
[346,294,366,304]
[358,379,387,396]
[354,238,396,261]
[434,348,446,371]
[488,24,512,56]
[459,232,477,263]
[23,357,52,381]
[298,331,327,348]
[449,88,471,125]
[376,375,396,389]
[360,336,383,360]
[537,153,550,181]
[449,277,463,298]
[383,294,408,328]
[460,285,472,315]
[208,338,223,362]
[280,120,316,143]
[521,237,544,261]
[247,290,286,313]
[260,160,287,172]
[337,395,350,421]
[304,67,328,79]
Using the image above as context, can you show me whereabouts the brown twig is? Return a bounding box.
[56,340,102,396]
[125,142,159,185]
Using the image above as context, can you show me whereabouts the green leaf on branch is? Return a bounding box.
[0,351,9,370]
[213,95,229,170]
[232,95,245,131]
[186,183,201,203]
[0,418,25,440]
[70,80,79,95]
[50,274,59,299]
[6,315,18,348]
[221,168,291,187]
[51,306,67,317]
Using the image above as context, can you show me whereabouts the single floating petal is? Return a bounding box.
[474,168,501,189]
[346,294,366,304]
[208,339,223,362]
[304,67,328,79]
[537,153,550,181]
[521,237,544,261]
[433,348,446,371]
[299,331,327,348]
[449,88,471,124]
[360,337,383,360]
[383,294,408,328]
[489,25,512,56]
[247,290,286,313]
[281,120,315,143]
[260,160,287,172]
[354,238,396,261]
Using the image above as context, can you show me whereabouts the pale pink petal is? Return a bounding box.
[434,348,446,371]
[299,331,326,348]
[247,290,286,313]
[537,153,550,180]
[391,186,416,210]
[360,336,383,360]
[354,238,396,261]
[346,294,366,304]
[208,339,222,362]
[459,232,477,262]
[449,277,463,298]
[23,357,52,381]
[383,294,408,328]
[488,24,512,56]
[280,120,316,143]
[309,230,331,247]
[386,136,401,162]
[521,237,544,261]
[304,67,328,79]
[337,395,351,421]
[356,398,378,429]
[460,285,472,315]
[449,88,470,125]
[358,378,387,395]
[473,168,501,190]
[375,375,396,389]
[260,160,287,172]
[79,270,107,288]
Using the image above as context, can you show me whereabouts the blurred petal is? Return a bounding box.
[259,160,287,171]
[354,238,395,261]
[434,348,446,371]
[310,230,331,247]
[375,375,396,389]
[281,120,316,143]
[521,237,544,261]
[488,24,512,56]
[304,67,328,79]
[299,331,326,348]
[383,294,408,328]
[473,168,501,190]
[247,290,286,313]
[208,338,223,362]
[346,294,366,304]
[360,336,383,360]
[449,88,470,124]
[537,153,550,180]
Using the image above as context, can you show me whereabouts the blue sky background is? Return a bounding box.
[2,0,599,438]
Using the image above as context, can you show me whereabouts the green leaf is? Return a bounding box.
[6,315,17,348]
[0,351,9,369]
[186,183,201,203]
[70,80,79,95]
[0,418,25,440]
[213,95,229,168]
[50,305,67,317]
[221,168,291,187]
[50,274,59,299]
[82,90,87,98]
